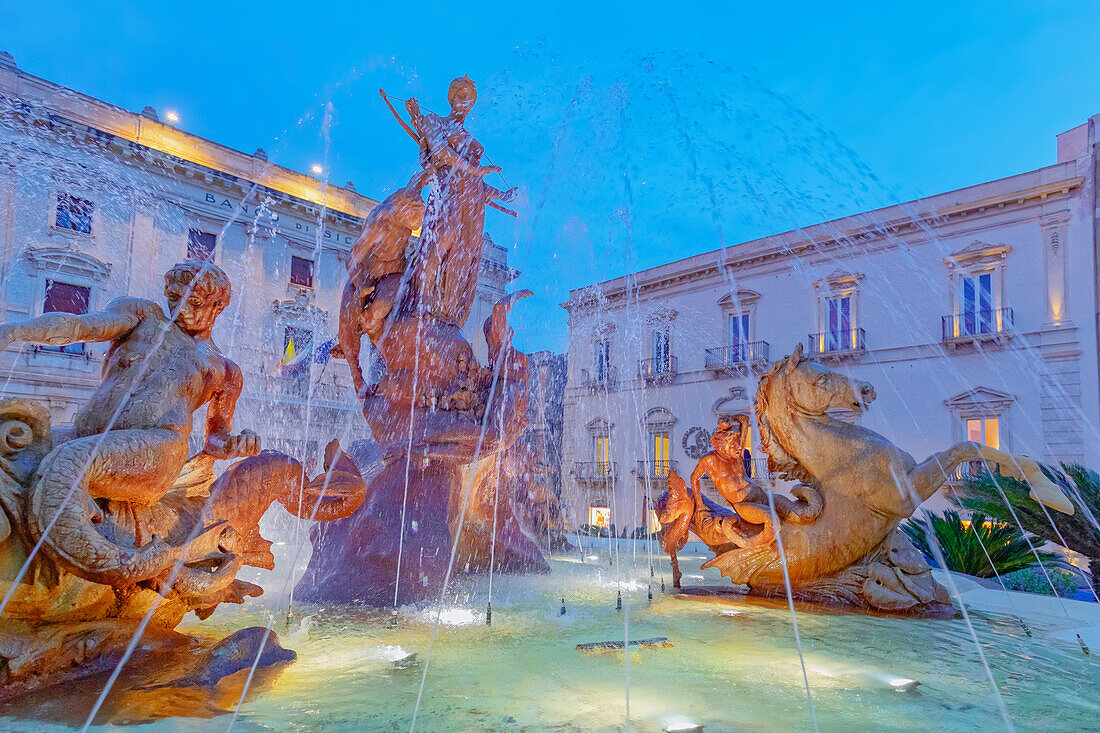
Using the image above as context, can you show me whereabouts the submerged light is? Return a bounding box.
[888,677,920,692]
[666,723,704,732]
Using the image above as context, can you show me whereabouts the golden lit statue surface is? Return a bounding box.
[658,345,1074,613]
[0,261,367,699]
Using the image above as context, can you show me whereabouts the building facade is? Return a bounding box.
[0,52,516,467]
[561,115,1100,534]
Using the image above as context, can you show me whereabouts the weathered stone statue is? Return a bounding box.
[298,77,542,607]
[0,261,367,696]
[658,344,1075,613]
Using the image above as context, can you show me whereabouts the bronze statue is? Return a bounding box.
[297,77,540,605]
[658,345,1074,613]
[0,261,367,696]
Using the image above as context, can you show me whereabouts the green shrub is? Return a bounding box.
[902,510,1056,578]
[1001,567,1079,597]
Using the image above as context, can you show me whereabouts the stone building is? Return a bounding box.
[561,114,1100,534]
[0,52,517,466]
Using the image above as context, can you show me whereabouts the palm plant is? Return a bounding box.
[952,463,1100,571]
[902,510,1056,578]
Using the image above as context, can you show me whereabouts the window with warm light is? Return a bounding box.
[966,417,999,450]
[187,229,216,262]
[594,436,611,475]
[588,506,610,528]
[652,432,670,476]
[290,256,314,288]
[56,193,93,234]
[42,280,90,354]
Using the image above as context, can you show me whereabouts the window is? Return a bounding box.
[652,432,670,476]
[290,256,314,288]
[966,417,999,450]
[594,339,611,382]
[728,312,749,358]
[283,325,313,379]
[56,194,93,234]
[594,436,611,475]
[188,229,217,262]
[42,281,90,354]
[588,506,610,528]
[825,295,851,351]
[652,330,670,372]
[961,272,994,335]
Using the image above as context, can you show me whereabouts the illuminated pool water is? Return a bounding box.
[6,541,1099,732]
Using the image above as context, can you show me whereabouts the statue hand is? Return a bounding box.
[205,429,261,459]
[405,97,420,116]
[478,165,502,177]
[499,187,517,203]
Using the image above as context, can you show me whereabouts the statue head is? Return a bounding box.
[710,416,747,459]
[164,260,232,336]
[447,75,477,119]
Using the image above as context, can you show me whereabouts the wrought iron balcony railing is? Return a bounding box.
[942,308,1015,343]
[808,328,866,357]
[635,459,679,480]
[580,366,618,391]
[638,356,678,384]
[573,461,618,486]
[705,341,771,370]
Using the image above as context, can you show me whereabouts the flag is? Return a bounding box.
[313,336,337,365]
[271,337,297,373]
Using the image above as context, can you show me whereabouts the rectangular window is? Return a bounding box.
[594,339,611,382]
[187,229,217,262]
[283,325,313,379]
[728,312,750,361]
[588,506,610,528]
[594,436,611,474]
[56,194,93,234]
[651,330,670,372]
[962,273,994,335]
[290,256,314,288]
[43,281,90,354]
[966,417,999,449]
[826,296,851,351]
[652,432,670,476]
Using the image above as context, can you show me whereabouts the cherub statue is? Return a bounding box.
[334,170,427,396]
[0,260,261,586]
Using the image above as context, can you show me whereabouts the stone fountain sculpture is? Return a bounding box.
[0,261,367,697]
[657,344,1075,613]
[296,76,546,607]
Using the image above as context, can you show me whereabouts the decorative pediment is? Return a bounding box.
[718,289,761,310]
[813,269,864,293]
[644,306,678,326]
[643,407,677,431]
[944,387,1015,417]
[272,289,327,324]
[25,246,111,282]
[585,417,613,437]
[713,386,749,417]
[943,240,1011,268]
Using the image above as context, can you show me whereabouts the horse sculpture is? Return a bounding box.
[660,344,1074,612]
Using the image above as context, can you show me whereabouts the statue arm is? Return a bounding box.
[0,297,144,350]
[202,361,261,459]
[690,457,710,493]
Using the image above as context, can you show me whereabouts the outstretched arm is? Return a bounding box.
[0,297,144,350]
[690,455,712,492]
[202,361,261,459]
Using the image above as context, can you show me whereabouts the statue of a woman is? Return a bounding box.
[401,76,514,327]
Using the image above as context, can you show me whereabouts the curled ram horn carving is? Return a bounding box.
[0,398,53,485]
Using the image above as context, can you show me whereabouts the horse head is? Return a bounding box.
[776,343,877,416]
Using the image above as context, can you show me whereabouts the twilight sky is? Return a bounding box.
[3,1,1099,352]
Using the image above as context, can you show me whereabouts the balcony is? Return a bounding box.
[705,341,771,374]
[635,459,680,481]
[572,461,618,488]
[580,366,618,392]
[942,308,1014,348]
[808,328,866,359]
[637,356,678,385]
[948,460,993,485]
[749,457,772,481]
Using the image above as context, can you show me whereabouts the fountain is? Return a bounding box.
[0,52,1097,733]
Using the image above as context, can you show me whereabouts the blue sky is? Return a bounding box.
[3,1,1099,352]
